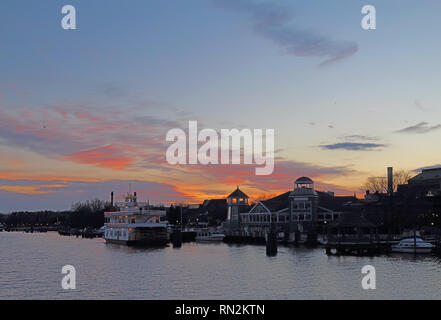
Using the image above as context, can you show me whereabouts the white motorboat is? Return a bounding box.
[391,237,433,253]
[195,229,225,241]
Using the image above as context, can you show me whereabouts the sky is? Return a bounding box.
[1,0,441,212]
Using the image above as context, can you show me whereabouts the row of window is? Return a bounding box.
[104,217,136,224]
[241,214,312,223]
[197,232,211,237]
[240,213,340,223]
[292,201,312,210]
[318,213,339,220]
[105,229,128,238]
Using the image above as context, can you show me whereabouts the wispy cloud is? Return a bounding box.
[342,135,379,141]
[0,105,179,170]
[395,122,441,134]
[0,179,186,211]
[214,0,358,66]
[320,142,385,151]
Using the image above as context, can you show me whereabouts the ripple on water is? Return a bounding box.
[1,232,441,299]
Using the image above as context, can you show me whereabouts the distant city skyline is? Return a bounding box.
[1,0,441,211]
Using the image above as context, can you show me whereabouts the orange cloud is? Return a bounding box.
[0,184,66,195]
[64,145,134,170]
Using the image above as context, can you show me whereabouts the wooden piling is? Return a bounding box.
[171,229,182,248]
[266,232,277,256]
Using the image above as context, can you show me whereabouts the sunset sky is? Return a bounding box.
[1,0,441,212]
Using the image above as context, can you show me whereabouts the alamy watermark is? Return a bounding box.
[361,265,376,290]
[61,265,76,290]
[165,121,274,175]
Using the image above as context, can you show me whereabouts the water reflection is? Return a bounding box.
[1,232,441,299]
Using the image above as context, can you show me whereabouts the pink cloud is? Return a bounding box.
[64,145,134,170]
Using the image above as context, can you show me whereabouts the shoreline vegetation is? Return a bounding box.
[0,199,111,230]
[0,199,169,231]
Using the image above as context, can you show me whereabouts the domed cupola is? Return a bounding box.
[291,177,318,196]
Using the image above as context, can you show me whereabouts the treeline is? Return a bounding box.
[2,198,111,229]
[167,205,188,226]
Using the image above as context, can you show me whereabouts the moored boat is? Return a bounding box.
[391,237,433,253]
[104,192,168,246]
[195,228,225,241]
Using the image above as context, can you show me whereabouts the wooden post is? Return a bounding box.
[172,228,182,248]
[413,227,417,254]
[266,231,277,256]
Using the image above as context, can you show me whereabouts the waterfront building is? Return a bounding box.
[398,167,441,197]
[226,186,251,233]
[223,177,356,242]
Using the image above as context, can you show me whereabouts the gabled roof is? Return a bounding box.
[227,186,249,198]
[409,167,441,183]
[261,191,290,212]
[317,192,357,211]
[249,190,358,213]
[327,213,376,228]
[201,199,227,209]
[249,202,271,213]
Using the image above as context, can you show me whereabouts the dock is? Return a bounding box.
[325,238,398,255]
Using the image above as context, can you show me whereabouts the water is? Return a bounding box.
[1,231,441,299]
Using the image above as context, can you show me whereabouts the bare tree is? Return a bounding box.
[253,192,279,203]
[361,170,414,194]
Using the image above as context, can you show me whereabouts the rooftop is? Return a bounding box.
[295,176,313,184]
[227,186,249,199]
[409,167,441,183]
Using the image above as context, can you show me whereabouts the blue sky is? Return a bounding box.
[0,0,441,211]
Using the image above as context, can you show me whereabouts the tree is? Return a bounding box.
[361,170,414,194]
[253,192,279,203]
[69,198,111,228]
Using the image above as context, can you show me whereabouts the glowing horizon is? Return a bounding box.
[1,0,441,212]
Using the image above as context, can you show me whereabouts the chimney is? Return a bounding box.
[387,167,393,195]
[110,191,114,207]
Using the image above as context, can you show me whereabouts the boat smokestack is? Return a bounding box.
[387,167,393,195]
[111,191,114,207]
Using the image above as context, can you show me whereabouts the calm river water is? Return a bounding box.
[1,231,441,299]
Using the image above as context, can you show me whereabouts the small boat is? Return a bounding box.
[195,229,225,241]
[391,237,433,253]
[94,226,105,237]
[182,228,196,242]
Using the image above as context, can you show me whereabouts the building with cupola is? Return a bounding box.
[223,177,358,242]
[224,186,251,234]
